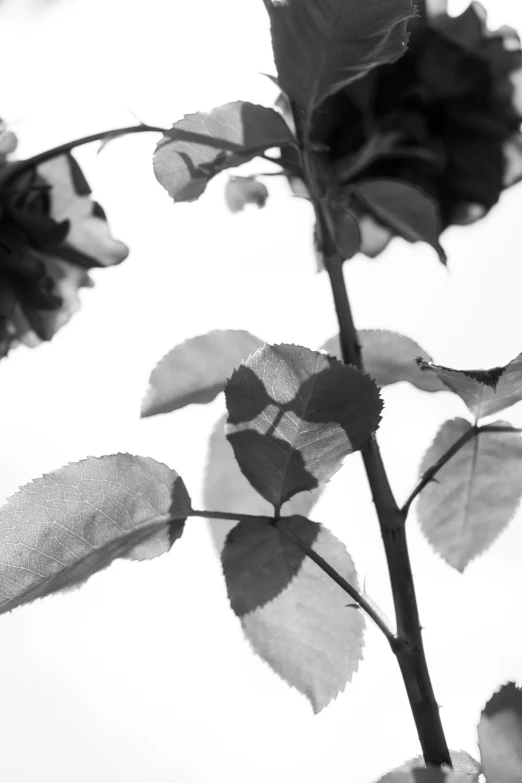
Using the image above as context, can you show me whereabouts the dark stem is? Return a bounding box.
[402,425,479,516]
[189,509,397,643]
[277,519,400,650]
[325,256,451,767]
[2,125,168,182]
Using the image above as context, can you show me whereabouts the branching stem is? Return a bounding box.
[2,124,168,182]
[189,508,398,646]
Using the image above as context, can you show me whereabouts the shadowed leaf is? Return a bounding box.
[225,344,382,508]
[141,330,263,417]
[417,418,522,571]
[222,514,364,712]
[154,102,294,202]
[322,330,446,392]
[225,176,269,213]
[204,413,324,553]
[0,455,191,614]
[263,0,414,114]
[353,179,446,263]
[416,352,522,419]
[478,682,522,783]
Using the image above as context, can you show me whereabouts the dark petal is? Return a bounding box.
[444,129,504,209]
[0,275,16,318]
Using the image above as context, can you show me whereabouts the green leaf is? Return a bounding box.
[204,413,324,553]
[375,750,482,782]
[141,330,263,417]
[225,176,269,213]
[263,0,414,115]
[478,682,522,783]
[0,455,191,614]
[225,343,382,508]
[330,204,361,260]
[322,330,447,392]
[417,418,522,571]
[353,179,446,263]
[222,514,364,712]
[416,352,522,419]
[153,102,295,202]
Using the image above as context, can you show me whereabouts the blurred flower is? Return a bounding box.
[0,128,128,357]
[279,1,522,260]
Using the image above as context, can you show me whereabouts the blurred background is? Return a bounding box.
[0,0,521,780]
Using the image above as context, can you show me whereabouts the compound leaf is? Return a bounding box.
[0,455,191,614]
[417,419,522,571]
[225,343,382,508]
[154,102,294,202]
[222,514,364,712]
[142,330,263,417]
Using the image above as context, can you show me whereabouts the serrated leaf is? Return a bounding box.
[322,330,446,392]
[263,0,414,115]
[375,750,482,782]
[353,179,446,263]
[0,455,191,614]
[153,102,295,202]
[204,413,324,553]
[141,330,263,417]
[478,682,522,783]
[222,514,364,712]
[416,352,522,419]
[225,176,269,213]
[417,419,522,571]
[225,344,382,508]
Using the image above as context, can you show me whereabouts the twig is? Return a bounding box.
[401,425,479,516]
[188,508,399,647]
[277,520,400,650]
[1,125,168,182]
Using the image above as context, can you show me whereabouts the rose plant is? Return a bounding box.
[2,1,522,781]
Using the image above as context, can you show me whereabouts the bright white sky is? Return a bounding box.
[0,0,521,781]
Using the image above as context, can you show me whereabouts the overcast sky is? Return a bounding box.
[0,1,521,781]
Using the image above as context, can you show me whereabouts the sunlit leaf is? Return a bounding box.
[416,352,522,419]
[141,330,263,417]
[478,682,522,783]
[417,418,522,571]
[225,176,269,213]
[204,413,324,553]
[153,102,294,202]
[0,455,191,614]
[353,179,446,263]
[263,0,414,115]
[222,514,364,712]
[375,749,482,782]
[225,344,382,508]
[322,330,446,392]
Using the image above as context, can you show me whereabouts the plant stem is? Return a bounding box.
[325,257,451,767]
[402,425,479,515]
[2,124,168,182]
[189,508,398,646]
[277,520,400,650]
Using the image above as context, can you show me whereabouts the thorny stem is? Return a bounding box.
[276,520,400,650]
[2,124,168,182]
[325,255,451,768]
[188,509,397,644]
[291,91,452,762]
